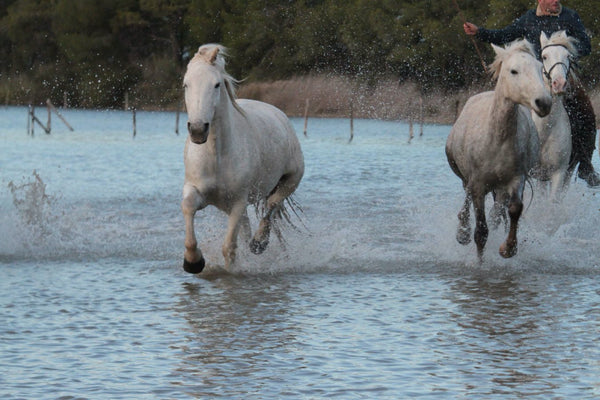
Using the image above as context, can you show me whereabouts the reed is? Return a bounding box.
[238,75,488,125]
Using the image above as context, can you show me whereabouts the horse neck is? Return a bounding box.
[534,94,569,143]
[210,89,237,153]
[490,83,520,142]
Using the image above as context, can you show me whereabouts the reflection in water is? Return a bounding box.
[446,273,595,397]
[172,275,298,397]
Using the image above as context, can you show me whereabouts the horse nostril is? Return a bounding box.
[188,121,209,135]
[535,97,552,116]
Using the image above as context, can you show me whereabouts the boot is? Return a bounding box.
[577,154,600,187]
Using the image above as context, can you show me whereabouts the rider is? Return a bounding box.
[463,0,600,187]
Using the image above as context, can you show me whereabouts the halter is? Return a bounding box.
[541,43,573,81]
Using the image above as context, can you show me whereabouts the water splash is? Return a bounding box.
[7,170,54,236]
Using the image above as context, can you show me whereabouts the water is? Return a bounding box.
[1,106,599,398]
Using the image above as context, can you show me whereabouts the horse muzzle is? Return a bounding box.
[188,121,210,144]
[533,96,552,117]
[551,77,567,95]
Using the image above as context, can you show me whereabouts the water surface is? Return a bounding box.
[1,106,599,398]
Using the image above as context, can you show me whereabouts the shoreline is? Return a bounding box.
[6,75,600,126]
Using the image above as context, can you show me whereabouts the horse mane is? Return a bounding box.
[191,44,246,117]
[488,39,537,81]
[546,30,579,58]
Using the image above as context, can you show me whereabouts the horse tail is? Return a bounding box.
[274,196,309,244]
[254,194,307,245]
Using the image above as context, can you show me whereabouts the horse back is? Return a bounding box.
[235,98,303,164]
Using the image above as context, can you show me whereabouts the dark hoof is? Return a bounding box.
[456,226,471,245]
[249,239,268,255]
[183,257,205,274]
[499,243,517,258]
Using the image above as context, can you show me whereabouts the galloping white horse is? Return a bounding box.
[446,40,552,260]
[181,44,304,273]
[532,31,577,199]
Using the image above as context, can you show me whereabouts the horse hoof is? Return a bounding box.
[456,227,471,245]
[249,239,268,255]
[499,243,517,258]
[183,257,205,274]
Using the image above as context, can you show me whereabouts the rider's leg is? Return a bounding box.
[564,83,599,187]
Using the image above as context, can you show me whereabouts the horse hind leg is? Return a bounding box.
[456,194,472,245]
[250,173,300,255]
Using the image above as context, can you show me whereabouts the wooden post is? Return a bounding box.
[46,99,74,131]
[454,99,460,122]
[303,98,309,137]
[46,101,52,134]
[29,105,51,135]
[132,108,137,137]
[27,105,32,136]
[419,95,424,136]
[408,117,414,143]
[175,97,183,135]
[348,98,354,143]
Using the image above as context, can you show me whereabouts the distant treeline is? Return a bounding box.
[1,0,599,109]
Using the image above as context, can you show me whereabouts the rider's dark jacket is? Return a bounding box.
[476,6,591,59]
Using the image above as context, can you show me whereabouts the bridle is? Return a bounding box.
[541,43,574,81]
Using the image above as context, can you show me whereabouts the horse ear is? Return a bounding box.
[208,47,220,65]
[540,31,549,48]
[491,43,504,57]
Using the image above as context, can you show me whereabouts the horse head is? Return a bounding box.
[490,40,552,117]
[183,44,241,144]
[540,31,578,95]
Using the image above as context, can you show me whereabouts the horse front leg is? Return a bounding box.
[222,201,247,270]
[549,170,568,202]
[182,184,206,274]
[472,193,488,262]
[499,180,524,258]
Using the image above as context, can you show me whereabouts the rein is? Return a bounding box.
[541,43,574,81]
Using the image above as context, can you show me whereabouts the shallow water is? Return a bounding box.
[1,106,599,398]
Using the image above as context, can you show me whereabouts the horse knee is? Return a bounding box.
[182,185,205,212]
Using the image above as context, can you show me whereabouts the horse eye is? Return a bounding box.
[510,69,518,75]
[542,55,547,60]
[214,82,221,89]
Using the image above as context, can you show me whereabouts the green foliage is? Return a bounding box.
[1,0,599,107]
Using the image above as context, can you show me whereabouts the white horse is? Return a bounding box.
[531,31,577,199]
[446,40,552,260]
[181,44,304,273]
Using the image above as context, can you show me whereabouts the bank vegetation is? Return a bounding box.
[1,0,599,124]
